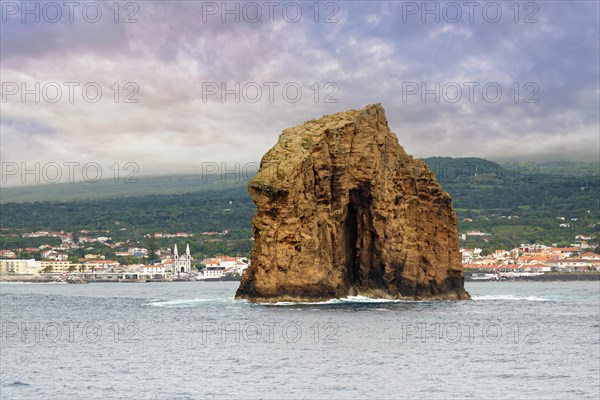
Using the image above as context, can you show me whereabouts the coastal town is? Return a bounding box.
[1,226,598,283]
[460,222,600,279]
[0,229,249,283]
[461,245,600,280]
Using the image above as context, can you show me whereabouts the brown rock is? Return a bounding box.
[235,104,470,302]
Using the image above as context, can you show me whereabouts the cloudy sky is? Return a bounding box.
[1,0,598,186]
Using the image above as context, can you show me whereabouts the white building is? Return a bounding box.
[196,258,226,279]
[548,258,600,272]
[231,261,249,276]
[579,252,600,260]
[466,230,489,236]
[201,266,226,279]
[0,259,41,274]
[42,250,69,261]
[197,256,249,279]
[172,244,192,274]
[139,265,166,278]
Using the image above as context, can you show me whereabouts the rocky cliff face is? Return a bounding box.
[236,104,470,302]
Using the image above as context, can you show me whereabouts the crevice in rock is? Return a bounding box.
[345,193,360,285]
[345,185,374,287]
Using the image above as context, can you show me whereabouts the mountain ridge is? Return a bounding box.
[2,156,576,204]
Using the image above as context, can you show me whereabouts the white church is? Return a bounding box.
[172,244,192,274]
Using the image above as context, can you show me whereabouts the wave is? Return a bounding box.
[5,381,30,387]
[148,298,232,307]
[471,294,550,302]
[0,281,66,285]
[262,295,425,306]
[152,294,458,308]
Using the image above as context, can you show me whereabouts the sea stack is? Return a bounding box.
[236,104,470,302]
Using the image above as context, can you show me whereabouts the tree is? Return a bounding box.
[146,236,158,264]
[195,263,206,271]
[120,255,139,265]
[101,248,115,260]
[68,265,76,273]
[42,265,53,273]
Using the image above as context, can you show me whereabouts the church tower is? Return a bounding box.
[173,243,192,274]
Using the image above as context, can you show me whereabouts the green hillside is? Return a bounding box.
[423,158,600,251]
[1,158,598,255]
[0,174,248,203]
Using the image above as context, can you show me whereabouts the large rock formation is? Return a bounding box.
[236,104,470,302]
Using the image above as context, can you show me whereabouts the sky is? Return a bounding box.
[1,0,599,186]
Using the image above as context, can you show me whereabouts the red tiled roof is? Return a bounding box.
[579,252,600,259]
[526,263,547,268]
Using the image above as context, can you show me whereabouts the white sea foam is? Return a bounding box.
[264,295,423,306]
[3,282,67,285]
[339,295,416,303]
[153,294,555,306]
[149,298,230,307]
[472,294,550,302]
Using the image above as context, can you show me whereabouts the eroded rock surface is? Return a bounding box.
[236,104,470,302]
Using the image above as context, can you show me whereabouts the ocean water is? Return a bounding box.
[0,281,598,399]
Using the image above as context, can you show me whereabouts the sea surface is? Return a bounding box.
[0,281,598,399]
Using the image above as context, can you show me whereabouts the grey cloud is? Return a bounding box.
[0,0,598,186]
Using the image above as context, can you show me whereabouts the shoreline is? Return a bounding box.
[0,274,64,283]
[2,273,597,284]
[0,274,241,284]
[465,273,600,282]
